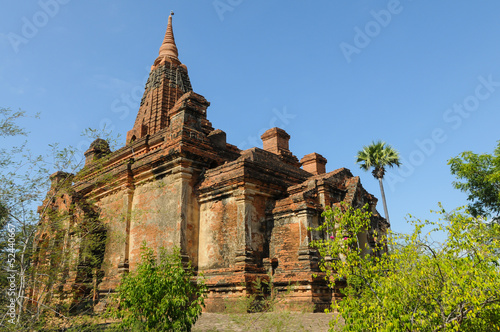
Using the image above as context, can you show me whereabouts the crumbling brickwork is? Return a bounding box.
[33,13,387,313]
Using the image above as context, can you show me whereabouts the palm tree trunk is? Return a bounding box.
[378,177,390,226]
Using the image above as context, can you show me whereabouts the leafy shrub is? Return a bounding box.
[111,244,206,331]
[311,203,500,331]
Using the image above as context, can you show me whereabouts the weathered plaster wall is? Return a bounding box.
[199,195,238,270]
[97,189,127,290]
[270,214,302,269]
[247,194,267,263]
[129,174,181,269]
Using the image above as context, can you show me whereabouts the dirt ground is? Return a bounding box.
[192,312,336,332]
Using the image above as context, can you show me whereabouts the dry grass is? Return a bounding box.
[192,312,337,332]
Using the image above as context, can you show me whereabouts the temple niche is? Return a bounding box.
[34,13,387,312]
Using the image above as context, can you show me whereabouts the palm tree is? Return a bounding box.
[356,141,401,225]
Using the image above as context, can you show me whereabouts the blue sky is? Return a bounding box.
[1,1,499,236]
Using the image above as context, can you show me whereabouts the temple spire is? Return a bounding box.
[159,11,179,59]
[126,11,193,143]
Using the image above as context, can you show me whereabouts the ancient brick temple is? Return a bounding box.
[34,14,387,312]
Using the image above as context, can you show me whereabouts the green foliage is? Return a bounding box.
[224,277,274,314]
[311,204,500,331]
[448,141,500,220]
[0,107,119,329]
[355,140,401,225]
[248,274,279,313]
[111,244,206,331]
[310,202,376,287]
[0,108,31,138]
[355,140,401,179]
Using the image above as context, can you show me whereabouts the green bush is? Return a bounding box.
[111,244,206,331]
[311,203,500,331]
